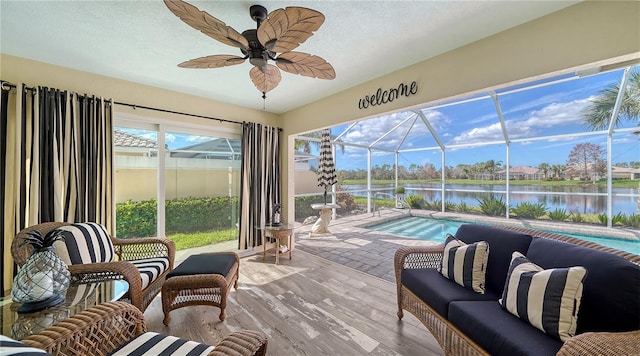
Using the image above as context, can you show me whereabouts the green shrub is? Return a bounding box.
[477,195,506,216]
[548,208,569,221]
[569,211,585,223]
[621,214,640,228]
[426,199,442,210]
[511,202,547,219]
[405,194,425,209]
[597,213,608,225]
[116,199,157,238]
[444,201,457,212]
[612,212,625,226]
[116,196,239,238]
[456,201,472,213]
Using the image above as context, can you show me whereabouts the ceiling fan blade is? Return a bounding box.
[178,55,246,68]
[249,65,281,93]
[164,0,249,49]
[275,52,336,80]
[257,7,324,53]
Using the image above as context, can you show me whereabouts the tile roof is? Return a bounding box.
[114,129,157,148]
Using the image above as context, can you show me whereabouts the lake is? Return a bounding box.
[343,183,639,215]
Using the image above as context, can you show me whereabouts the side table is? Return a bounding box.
[310,203,341,235]
[256,223,300,265]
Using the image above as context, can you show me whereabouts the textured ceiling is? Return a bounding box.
[1,1,580,114]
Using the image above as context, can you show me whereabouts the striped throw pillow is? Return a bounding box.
[440,234,489,294]
[499,251,587,342]
[0,335,51,355]
[53,223,115,265]
[109,332,214,356]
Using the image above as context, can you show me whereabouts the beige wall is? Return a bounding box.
[115,168,238,202]
[0,54,279,128]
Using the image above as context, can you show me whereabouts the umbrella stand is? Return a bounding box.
[323,188,328,205]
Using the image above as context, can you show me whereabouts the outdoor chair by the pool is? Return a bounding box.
[12,222,175,312]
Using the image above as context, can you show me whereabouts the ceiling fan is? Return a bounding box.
[164,0,336,99]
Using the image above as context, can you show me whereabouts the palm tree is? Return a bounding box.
[538,162,550,180]
[583,70,640,130]
[551,164,565,179]
[295,130,345,154]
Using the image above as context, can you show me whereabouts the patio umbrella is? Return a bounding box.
[317,128,337,204]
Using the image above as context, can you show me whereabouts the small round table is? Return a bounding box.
[311,203,341,235]
[256,223,300,265]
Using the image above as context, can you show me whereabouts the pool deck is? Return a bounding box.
[294,208,640,283]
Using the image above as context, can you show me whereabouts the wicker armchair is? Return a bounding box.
[12,222,176,312]
[19,301,268,355]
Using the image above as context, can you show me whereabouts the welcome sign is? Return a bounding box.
[358,81,418,109]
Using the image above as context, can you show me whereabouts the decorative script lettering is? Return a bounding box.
[358,81,418,110]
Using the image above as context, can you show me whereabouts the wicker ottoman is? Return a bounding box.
[161,252,239,325]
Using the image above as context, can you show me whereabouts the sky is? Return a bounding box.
[117,65,639,173]
[318,66,640,171]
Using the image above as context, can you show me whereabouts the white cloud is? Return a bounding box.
[186,135,212,143]
[450,97,593,144]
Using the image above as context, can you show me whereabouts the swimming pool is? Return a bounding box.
[367,216,640,255]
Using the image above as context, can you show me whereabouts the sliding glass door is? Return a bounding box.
[113,120,241,260]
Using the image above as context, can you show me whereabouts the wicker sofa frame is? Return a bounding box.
[12,222,176,312]
[20,301,268,355]
[394,225,640,356]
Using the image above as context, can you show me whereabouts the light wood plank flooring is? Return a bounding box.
[144,250,443,356]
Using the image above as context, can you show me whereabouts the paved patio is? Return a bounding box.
[295,209,436,282]
[294,208,640,282]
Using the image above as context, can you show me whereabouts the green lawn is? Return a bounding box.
[167,229,237,250]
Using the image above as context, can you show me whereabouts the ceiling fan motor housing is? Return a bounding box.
[242,29,270,69]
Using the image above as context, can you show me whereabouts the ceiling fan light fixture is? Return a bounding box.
[165,0,335,100]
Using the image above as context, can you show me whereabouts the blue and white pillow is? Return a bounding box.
[53,222,115,265]
[499,251,587,342]
[440,234,489,294]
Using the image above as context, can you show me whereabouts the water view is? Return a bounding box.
[344,183,639,216]
[367,216,640,255]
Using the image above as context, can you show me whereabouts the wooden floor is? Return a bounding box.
[144,250,443,356]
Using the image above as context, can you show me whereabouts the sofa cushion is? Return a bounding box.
[526,237,640,334]
[499,252,587,341]
[440,234,489,294]
[449,301,563,356]
[109,332,214,356]
[53,222,115,265]
[131,257,171,290]
[455,224,532,295]
[401,268,497,318]
[0,335,52,355]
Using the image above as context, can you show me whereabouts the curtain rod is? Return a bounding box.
[114,101,243,126]
[2,80,282,130]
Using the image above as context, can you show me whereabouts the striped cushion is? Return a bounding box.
[131,257,170,290]
[109,332,214,356]
[440,234,489,294]
[0,335,51,355]
[53,223,115,265]
[499,251,587,342]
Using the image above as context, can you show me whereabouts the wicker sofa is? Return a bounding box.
[394,224,640,356]
[4,301,267,356]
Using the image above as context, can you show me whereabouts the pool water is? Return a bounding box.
[367,216,640,255]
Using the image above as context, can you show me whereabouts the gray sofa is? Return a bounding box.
[394,224,640,356]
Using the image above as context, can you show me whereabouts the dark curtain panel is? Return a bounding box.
[0,85,8,295]
[239,122,281,249]
[2,83,114,292]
